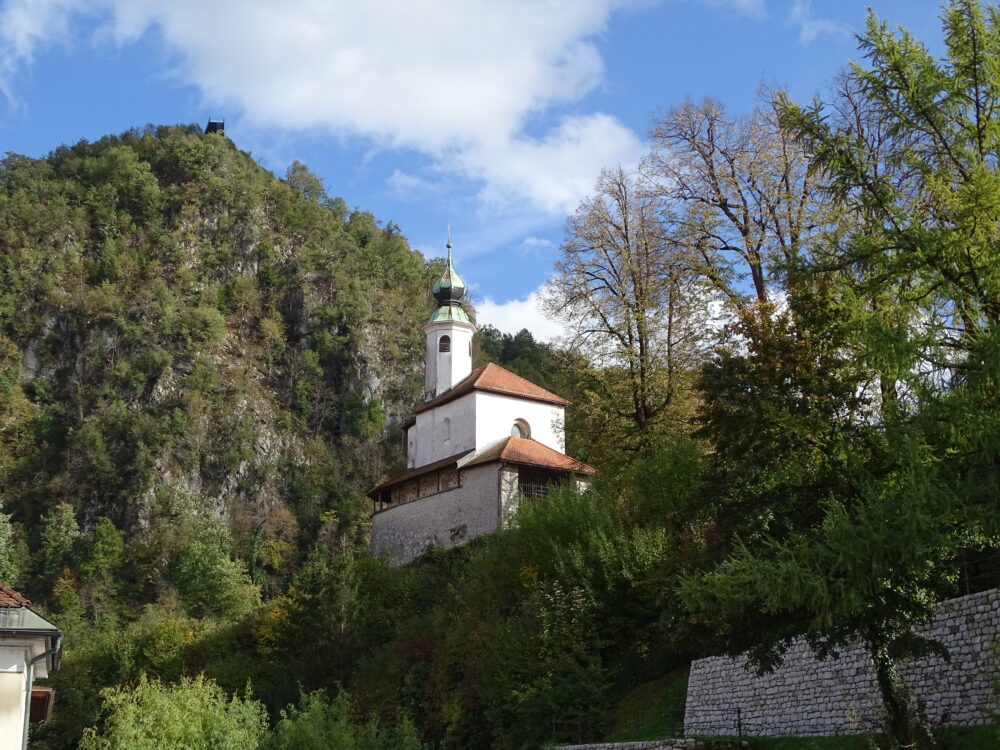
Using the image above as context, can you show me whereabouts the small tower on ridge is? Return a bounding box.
[422,237,475,401]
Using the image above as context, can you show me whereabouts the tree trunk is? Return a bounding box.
[870,644,919,749]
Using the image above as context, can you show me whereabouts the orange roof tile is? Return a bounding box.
[0,583,31,607]
[463,437,595,474]
[369,449,474,495]
[413,362,569,415]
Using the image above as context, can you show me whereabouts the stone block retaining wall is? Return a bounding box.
[554,741,747,749]
[684,588,999,737]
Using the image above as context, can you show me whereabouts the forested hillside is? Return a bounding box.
[2,3,1000,750]
[0,124,429,558]
[0,125,440,744]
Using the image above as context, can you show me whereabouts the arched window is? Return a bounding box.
[439,335,451,353]
[443,417,451,442]
[511,419,530,439]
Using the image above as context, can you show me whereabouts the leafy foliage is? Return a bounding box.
[78,675,267,750]
[267,689,426,750]
[8,5,1000,748]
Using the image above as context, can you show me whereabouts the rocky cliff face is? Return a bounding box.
[0,125,430,572]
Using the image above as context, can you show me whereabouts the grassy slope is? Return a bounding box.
[603,668,998,749]
[604,667,690,741]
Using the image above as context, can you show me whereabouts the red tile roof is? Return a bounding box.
[463,437,595,474]
[0,583,31,607]
[412,362,569,416]
[368,437,594,498]
[369,449,474,495]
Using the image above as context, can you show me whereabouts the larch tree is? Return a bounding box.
[684,3,1000,748]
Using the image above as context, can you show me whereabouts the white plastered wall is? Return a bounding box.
[473,392,565,453]
[0,641,42,750]
[422,321,474,400]
[498,466,520,526]
[411,392,477,467]
[410,392,566,468]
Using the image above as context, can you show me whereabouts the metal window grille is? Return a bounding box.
[517,482,551,499]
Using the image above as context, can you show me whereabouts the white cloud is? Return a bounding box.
[521,236,555,250]
[0,0,645,214]
[0,0,85,101]
[788,0,849,45]
[462,113,644,215]
[387,169,441,197]
[477,286,568,342]
[693,0,766,18]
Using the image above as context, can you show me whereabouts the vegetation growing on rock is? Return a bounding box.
[1,3,999,749]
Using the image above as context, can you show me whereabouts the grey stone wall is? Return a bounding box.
[684,588,999,737]
[499,466,520,525]
[371,463,501,565]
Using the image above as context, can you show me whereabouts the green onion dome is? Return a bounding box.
[431,241,467,307]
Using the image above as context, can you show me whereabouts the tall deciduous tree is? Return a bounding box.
[546,165,709,458]
[648,94,827,321]
[649,89,836,334]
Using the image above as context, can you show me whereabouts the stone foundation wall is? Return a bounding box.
[684,588,999,737]
[370,463,501,565]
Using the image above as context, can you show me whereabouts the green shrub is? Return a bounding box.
[78,674,267,750]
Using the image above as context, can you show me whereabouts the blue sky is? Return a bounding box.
[0,0,946,338]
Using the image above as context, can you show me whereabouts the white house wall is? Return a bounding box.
[371,463,501,565]
[0,670,23,750]
[474,392,565,453]
[423,322,474,401]
[412,392,477,467]
[410,393,566,468]
[499,466,520,526]
[0,642,37,750]
[406,423,416,468]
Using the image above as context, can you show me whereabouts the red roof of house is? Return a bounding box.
[412,362,569,417]
[0,583,31,607]
[368,437,594,498]
[463,437,595,474]
[369,449,474,495]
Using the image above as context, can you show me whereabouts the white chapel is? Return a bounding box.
[369,242,594,564]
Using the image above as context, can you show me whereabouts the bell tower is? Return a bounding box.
[423,236,476,401]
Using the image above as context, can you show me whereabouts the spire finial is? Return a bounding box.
[430,225,467,316]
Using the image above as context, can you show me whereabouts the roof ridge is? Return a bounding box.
[369,448,475,494]
[464,435,595,474]
[413,362,568,416]
[0,582,31,607]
